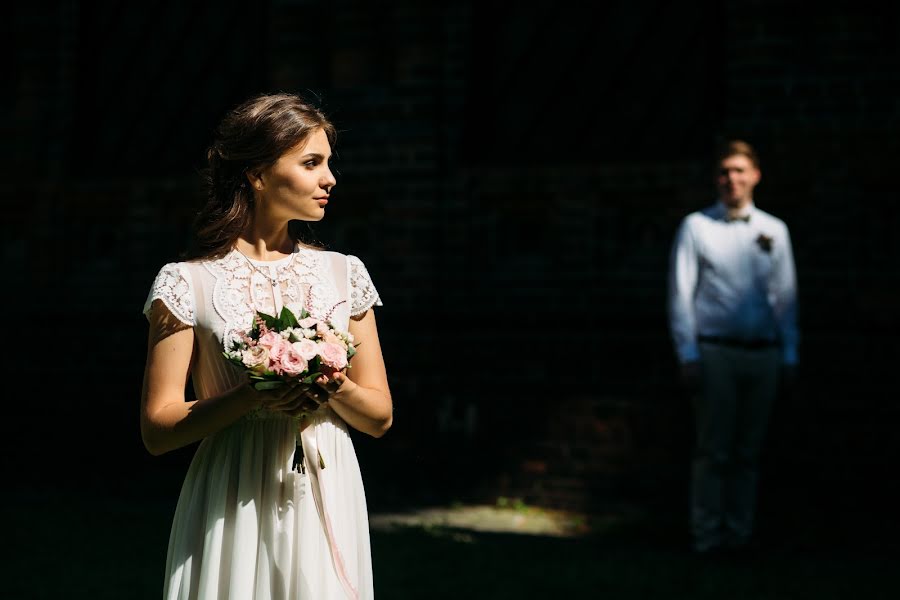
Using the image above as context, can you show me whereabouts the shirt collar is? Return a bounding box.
[715,200,756,222]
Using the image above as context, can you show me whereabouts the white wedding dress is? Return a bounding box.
[143,246,382,600]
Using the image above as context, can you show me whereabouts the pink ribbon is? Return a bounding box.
[301,424,359,600]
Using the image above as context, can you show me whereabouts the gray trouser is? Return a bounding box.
[691,342,780,551]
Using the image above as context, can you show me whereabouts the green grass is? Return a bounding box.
[4,483,896,599]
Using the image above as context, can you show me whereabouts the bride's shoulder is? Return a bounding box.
[304,246,369,266]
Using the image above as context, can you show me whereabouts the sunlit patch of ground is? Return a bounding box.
[370,501,643,539]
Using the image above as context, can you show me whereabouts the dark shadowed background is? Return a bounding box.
[2,0,899,592]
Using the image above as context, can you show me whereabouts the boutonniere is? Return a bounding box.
[756,233,773,253]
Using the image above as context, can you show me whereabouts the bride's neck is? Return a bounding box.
[234,235,295,261]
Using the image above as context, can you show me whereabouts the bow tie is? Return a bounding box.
[725,214,751,223]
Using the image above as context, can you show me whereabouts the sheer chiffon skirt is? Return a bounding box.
[162,409,373,600]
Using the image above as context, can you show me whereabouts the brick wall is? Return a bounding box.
[5,1,898,514]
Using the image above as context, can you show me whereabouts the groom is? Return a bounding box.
[666,139,799,555]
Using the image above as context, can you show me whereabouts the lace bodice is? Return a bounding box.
[210,249,337,352]
[143,246,382,357]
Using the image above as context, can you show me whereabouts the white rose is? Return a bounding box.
[292,339,319,361]
[242,345,269,370]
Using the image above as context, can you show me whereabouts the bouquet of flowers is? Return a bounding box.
[223,304,357,393]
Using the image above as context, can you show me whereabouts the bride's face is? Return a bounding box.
[256,128,336,222]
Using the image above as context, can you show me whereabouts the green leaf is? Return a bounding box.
[256,310,278,330]
[254,380,285,391]
[248,372,282,384]
[279,306,299,328]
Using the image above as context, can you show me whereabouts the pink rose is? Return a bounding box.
[279,346,309,376]
[292,339,319,361]
[321,330,347,349]
[317,341,348,370]
[258,331,282,347]
[259,332,288,361]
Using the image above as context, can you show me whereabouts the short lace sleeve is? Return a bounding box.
[142,263,195,326]
[347,255,383,317]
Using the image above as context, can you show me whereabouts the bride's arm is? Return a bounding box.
[324,309,393,438]
[141,299,317,455]
[140,300,261,456]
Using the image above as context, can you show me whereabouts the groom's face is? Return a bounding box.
[716,154,760,209]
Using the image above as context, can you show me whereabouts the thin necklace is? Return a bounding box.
[235,247,296,287]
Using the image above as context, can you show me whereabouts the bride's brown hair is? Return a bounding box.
[186,92,337,260]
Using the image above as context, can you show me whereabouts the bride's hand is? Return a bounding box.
[304,371,355,407]
[256,381,320,417]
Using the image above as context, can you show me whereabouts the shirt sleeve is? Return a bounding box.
[347,255,383,317]
[667,217,700,364]
[770,223,799,365]
[142,262,195,327]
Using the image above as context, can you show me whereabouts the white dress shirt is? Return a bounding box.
[667,201,798,365]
